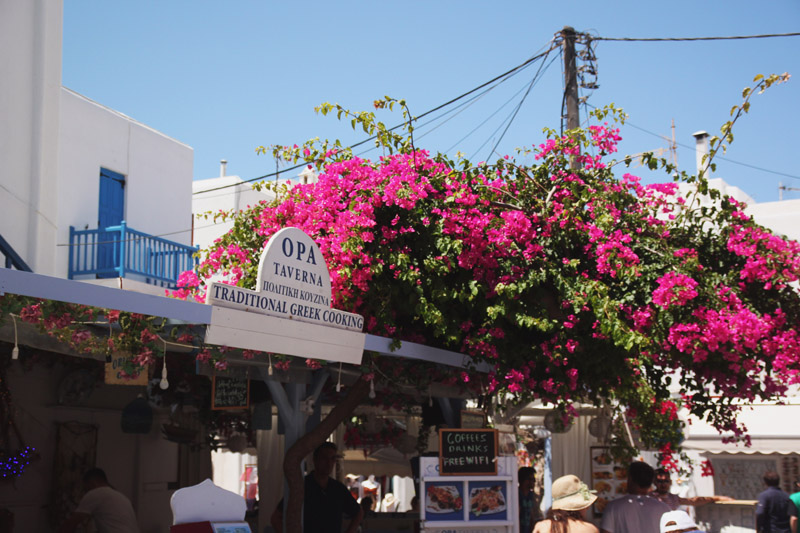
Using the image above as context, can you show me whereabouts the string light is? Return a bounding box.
[369,378,376,399]
[268,354,273,376]
[10,314,19,360]
[159,338,169,390]
[336,362,342,392]
[0,446,35,479]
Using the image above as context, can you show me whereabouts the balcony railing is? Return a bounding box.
[69,221,198,288]
[0,233,32,272]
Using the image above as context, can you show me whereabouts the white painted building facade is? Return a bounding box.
[1,2,198,532]
[1,2,193,281]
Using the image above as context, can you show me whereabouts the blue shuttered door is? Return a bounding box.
[97,168,125,278]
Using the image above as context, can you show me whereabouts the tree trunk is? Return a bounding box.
[282,375,371,533]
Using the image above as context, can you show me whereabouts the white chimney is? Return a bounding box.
[692,131,709,176]
[220,159,228,177]
[298,166,317,184]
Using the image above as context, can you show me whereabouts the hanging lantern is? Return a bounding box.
[588,415,612,442]
[544,411,573,434]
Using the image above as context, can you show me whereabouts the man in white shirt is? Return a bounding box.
[601,461,670,533]
[59,468,140,533]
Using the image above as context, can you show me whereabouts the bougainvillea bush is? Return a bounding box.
[167,74,799,459]
[3,75,795,464]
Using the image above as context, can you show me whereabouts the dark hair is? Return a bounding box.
[410,495,419,510]
[544,508,585,533]
[83,468,108,484]
[628,461,655,489]
[519,466,534,483]
[361,496,373,512]
[313,442,338,460]
[764,471,780,487]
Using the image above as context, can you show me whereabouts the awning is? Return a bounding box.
[682,403,800,455]
[682,437,800,455]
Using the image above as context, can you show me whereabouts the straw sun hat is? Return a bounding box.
[551,475,597,511]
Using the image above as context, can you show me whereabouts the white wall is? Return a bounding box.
[57,88,194,278]
[0,1,194,279]
[0,0,62,275]
[746,198,800,242]
[192,177,275,251]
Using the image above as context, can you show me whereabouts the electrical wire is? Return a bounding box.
[485,47,558,160]
[618,116,800,181]
[594,32,800,42]
[469,51,561,160]
[192,41,559,195]
[580,102,800,182]
[445,78,533,155]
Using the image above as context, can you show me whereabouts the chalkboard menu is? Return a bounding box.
[212,376,250,410]
[439,429,498,475]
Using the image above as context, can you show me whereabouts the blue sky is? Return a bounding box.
[63,1,800,203]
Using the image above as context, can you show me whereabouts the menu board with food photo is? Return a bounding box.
[424,481,464,521]
[590,446,627,517]
[468,481,508,521]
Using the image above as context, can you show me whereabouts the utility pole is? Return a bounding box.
[562,26,580,168]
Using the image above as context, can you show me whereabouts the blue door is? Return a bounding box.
[97,168,125,277]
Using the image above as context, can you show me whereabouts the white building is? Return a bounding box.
[191,163,317,253]
[1,3,201,532]
[1,2,194,289]
[192,162,276,252]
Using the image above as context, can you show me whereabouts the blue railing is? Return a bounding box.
[0,234,32,272]
[69,221,198,288]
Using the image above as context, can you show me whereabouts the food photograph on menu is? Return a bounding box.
[590,446,627,517]
[424,482,464,521]
[468,481,508,521]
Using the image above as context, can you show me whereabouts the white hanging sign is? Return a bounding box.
[206,227,364,332]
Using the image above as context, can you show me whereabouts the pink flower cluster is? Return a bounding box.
[652,272,699,308]
[727,225,800,289]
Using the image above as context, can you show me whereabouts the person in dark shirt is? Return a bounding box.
[519,466,541,533]
[271,442,363,533]
[756,471,796,533]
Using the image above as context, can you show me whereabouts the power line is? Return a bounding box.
[445,77,535,155]
[594,32,800,42]
[616,115,800,181]
[484,48,559,160]
[193,41,559,195]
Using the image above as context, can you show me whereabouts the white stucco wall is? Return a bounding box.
[745,198,800,243]
[192,176,275,251]
[57,88,194,278]
[0,0,62,275]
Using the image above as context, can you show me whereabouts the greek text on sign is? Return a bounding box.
[207,227,364,332]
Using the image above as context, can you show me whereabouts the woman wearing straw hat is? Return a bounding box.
[533,475,599,533]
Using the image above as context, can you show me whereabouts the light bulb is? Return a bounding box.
[159,364,169,389]
[11,346,19,360]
